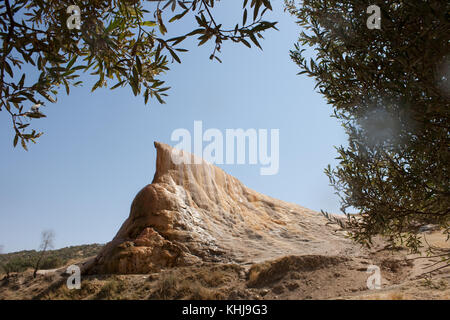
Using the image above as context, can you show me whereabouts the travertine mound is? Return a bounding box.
[86,142,356,274]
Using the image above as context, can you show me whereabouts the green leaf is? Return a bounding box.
[198,34,212,46]
[249,33,262,49]
[92,79,103,92]
[143,21,157,27]
[110,80,126,90]
[159,23,167,35]
[21,139,28,151]
[186,28,204,36]
[154,92,165,104]
[144,88,149,104]
[167,36,186,46]
[4,62,13,78]
[136,56,142,74]
[167,47,181,63]
[18,74,25,88]
[240,39,251,48]
[63,79,70,94]
[169,9,189,23]
[262,0,272,11]
[67,56,77,70]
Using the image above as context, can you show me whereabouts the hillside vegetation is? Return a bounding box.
[0,244,103,275]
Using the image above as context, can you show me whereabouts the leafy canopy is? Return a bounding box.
[0,0,277,149]
[287,0,449,261]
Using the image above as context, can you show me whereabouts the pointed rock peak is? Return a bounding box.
[152,141,211,182]
[152,141,238,198]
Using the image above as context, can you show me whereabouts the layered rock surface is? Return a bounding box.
[86,142,357,274]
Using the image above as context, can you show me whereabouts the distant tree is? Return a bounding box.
[0,0,277,150]
[287,0,449,267]
[33,230,55,278]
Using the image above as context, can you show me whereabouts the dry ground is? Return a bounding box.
[0,230,448,300]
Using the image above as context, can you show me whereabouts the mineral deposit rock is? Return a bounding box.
[86,142,355,274]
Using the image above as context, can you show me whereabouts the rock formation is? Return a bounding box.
[86,142,356,274]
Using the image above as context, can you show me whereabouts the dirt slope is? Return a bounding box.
[1,231,448,300]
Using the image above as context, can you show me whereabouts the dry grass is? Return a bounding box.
[388,292,406,300]
[147,263,244,300]
[1,245,448,301]
[247,255,346,287]
[95,278,124,299]
[151,271,226,300]
[152,273,178,299]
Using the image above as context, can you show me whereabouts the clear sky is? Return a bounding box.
[0,2,348,253]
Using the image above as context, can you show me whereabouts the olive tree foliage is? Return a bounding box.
[0,0,277,149]
[287,0,449,264]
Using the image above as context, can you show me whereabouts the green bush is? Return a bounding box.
[96,279,124,299]
[40,256,64,270]
[2,257,33,275]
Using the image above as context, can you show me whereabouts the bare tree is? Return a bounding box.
[33,230,55,278]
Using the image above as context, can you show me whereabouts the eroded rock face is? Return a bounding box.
[86,142,356,274]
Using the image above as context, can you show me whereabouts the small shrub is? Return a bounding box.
[154,273,177,299]
[40,257,64,270]
[2,257,33,276]
[202,270,228,287]
[183,281,216,300]
[96,279,123,299]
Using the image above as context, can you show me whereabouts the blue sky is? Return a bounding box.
[0,2,348,253]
